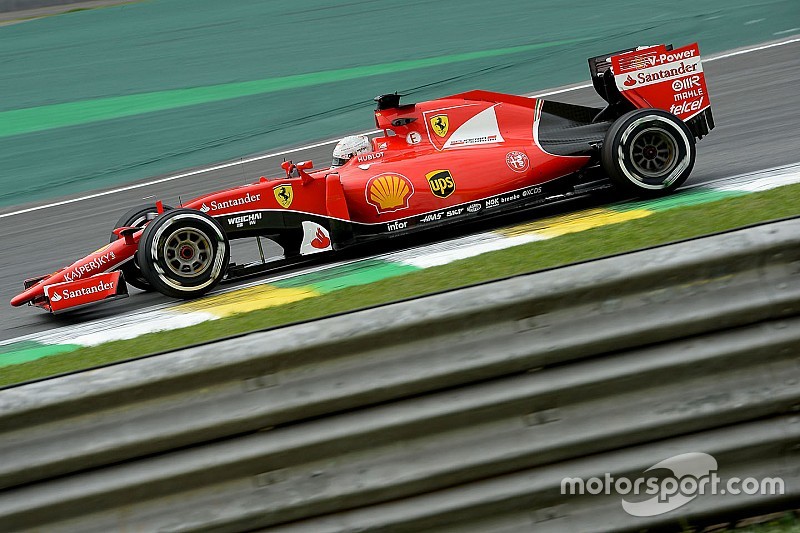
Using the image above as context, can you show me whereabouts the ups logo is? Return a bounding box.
[425,170,456,199]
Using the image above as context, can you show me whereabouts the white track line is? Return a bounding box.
[1,36,798,220]
[0,133,377,219]
[707,36,800,60]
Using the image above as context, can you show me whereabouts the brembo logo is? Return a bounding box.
[64,252,116,282]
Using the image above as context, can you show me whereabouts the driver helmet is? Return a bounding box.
[331,134,372,168]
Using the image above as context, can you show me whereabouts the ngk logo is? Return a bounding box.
[672,75,701,91]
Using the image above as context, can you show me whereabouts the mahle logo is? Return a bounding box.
[425,170,456,199]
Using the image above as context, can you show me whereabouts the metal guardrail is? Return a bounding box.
[0,218,798,531]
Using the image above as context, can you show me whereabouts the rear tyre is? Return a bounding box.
[137,209,229,299]
[601,109,695,198]
[110,204,172,291]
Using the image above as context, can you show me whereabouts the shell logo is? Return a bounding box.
[365,173,414,214]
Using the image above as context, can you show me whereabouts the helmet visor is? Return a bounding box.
[331,156,350,168]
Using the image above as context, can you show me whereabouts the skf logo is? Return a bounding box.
[273,184,293,208]
[425,170,456,199]
[366,173,414,214]
[430,115,449,137]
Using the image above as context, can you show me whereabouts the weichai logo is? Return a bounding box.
[425,170,456,199]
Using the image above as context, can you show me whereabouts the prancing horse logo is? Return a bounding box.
[273,184,293,208]
[430,114,449,137]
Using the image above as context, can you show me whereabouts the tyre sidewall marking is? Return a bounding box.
[617,115,692,190]
[147,213,227,293]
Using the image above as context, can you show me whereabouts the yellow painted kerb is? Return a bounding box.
[499,208,653,238]
[176,284,319,318]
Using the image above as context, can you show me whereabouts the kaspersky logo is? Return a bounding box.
[63,252,116,282]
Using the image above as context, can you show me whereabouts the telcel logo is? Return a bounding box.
[670,96,705,115]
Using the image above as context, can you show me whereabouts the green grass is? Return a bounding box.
[2,183,799,387]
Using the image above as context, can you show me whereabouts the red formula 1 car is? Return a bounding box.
[12,42,714,313]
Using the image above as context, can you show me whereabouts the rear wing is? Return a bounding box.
[589,42,714,138]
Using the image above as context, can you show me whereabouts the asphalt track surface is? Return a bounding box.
[1,39,798,342]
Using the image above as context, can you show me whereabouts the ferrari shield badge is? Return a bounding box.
[273,184,293,208]
[430,114,449,137]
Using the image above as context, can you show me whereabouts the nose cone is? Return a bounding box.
[11,282,46,307]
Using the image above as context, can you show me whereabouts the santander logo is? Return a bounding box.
[624,75,636,87]
[311,227,331,249]
[300,221,332,255]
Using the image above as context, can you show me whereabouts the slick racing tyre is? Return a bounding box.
[601,109,696,198]
[110,204,172,291]
[137,209,229,299]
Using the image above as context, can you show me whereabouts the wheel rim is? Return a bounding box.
[163,228,213,278]
[629,127,678,179]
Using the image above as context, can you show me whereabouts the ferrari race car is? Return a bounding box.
[12,42,714,313]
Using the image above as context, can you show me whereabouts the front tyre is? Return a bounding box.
[137,209,229,299]
[601,109,696,198]
[110,204,172,291]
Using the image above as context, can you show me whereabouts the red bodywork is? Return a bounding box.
[177,92,590,223]
[12,42,712,312]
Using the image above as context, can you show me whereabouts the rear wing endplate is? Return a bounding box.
[589,43,714,138]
